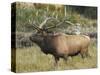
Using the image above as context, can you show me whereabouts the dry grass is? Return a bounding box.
[12,2,97,72]
[15,39,97,73]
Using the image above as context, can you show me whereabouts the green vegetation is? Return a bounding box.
[12,2,97,72]
[15,2,97,33]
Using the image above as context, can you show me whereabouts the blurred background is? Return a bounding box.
[11,2,97,72]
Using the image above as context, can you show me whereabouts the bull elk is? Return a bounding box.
[30,17,90,66]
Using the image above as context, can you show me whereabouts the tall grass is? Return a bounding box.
[15,40,97,72]
[13,2,97,72]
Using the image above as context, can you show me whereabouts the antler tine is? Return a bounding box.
[33,17,61,32]
[33,25,39,30]
[39,17,50,29]
[45,20,63,30]
[45,18,75,30]
[39,17,59,30]
[65,21,74,26]
[32,21,41,31]
[39,17,59,28]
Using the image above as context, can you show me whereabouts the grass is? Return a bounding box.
[12,2,97,72]
[15,40,97,72]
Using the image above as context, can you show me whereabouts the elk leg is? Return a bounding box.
[81,52,87,58]
[80,49,87,58]
[63,55,68,63]
[64,55,68,60]
[54,56,59,69]
[85,48,91,58]
[87,53,91,58]
[54,57,59,65]
[81,48,89,58]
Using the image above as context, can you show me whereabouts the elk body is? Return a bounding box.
[30,32,90,65]
[30,17,90,65]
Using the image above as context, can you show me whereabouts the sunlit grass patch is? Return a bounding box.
[15,40,97,72]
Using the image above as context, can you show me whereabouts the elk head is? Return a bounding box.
[30,17,59,55]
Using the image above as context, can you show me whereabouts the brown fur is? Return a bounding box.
[30,33,90,65]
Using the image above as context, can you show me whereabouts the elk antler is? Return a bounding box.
[33,17,74,33]
[65,21,74,26]
[39,17,59,29]
[44,18,66,30]
[45,18,75,30]
[39,17,51,29]
[32,21,43,33]
[32,17,53,32]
